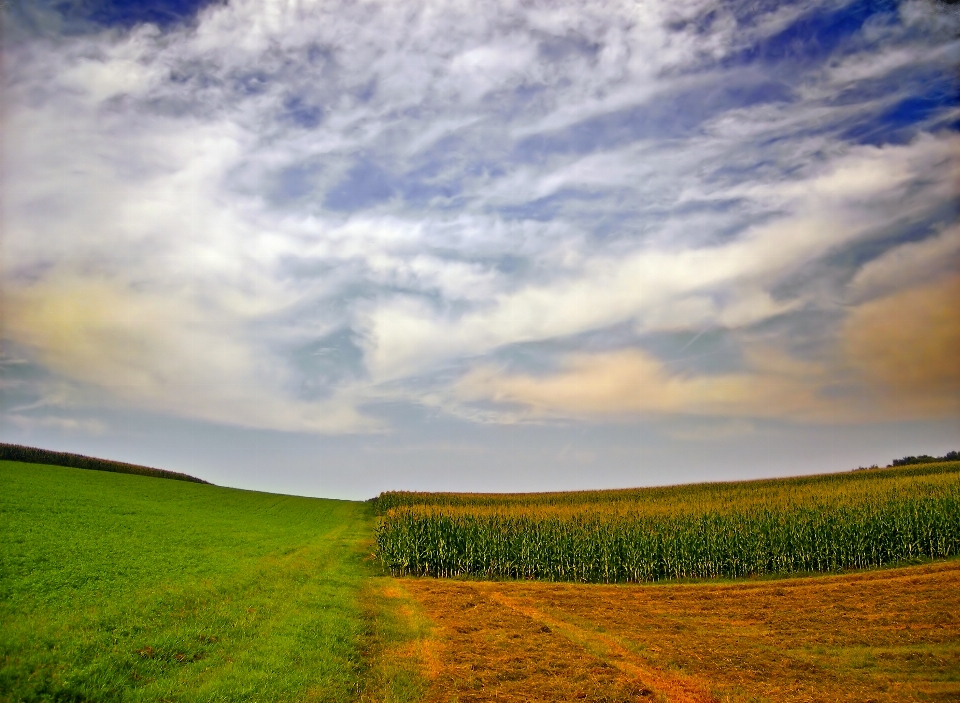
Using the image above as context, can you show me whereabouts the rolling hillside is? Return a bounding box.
[0,460,374,703]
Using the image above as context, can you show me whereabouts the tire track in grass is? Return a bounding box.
[360,578,440,702]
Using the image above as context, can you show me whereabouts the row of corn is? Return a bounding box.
[373,461,960,513]
[373,463,960,582]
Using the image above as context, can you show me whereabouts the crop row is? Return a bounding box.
[375,483,960,582]
[372,461,960,514]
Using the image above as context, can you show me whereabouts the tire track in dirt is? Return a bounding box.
[488,591,719,703]
[404,579,665,702]
[398,561,960,701]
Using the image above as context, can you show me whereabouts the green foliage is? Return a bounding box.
[0,460,373,703]
[374,462,960,583]
[0,443,209,483]
[891,450,959,467]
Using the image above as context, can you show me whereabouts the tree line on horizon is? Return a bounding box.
[890,451,959,467]
[0,443,209,484]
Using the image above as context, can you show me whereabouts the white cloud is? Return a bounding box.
[2,0,957,433]
[362,134,954,382]
[848,223,960,302]
[449,41,540,104]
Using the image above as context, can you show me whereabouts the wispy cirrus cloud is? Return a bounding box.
[2,0,957,439]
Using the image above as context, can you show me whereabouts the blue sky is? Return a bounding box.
[2,0,958,498]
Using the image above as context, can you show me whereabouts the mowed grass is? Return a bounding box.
[0,460,379,703]
[397,560,960,702]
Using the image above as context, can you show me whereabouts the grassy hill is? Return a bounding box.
[0,460,376,703]
[0,443,209,483]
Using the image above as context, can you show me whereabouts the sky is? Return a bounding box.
[1,0,958,500]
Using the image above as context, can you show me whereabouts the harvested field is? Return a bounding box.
[392,560,960,702]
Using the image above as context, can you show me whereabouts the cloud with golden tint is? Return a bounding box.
[841,273,960,418]
[456,347,842,423]
[456,274,960,424]
[3,275,375,433]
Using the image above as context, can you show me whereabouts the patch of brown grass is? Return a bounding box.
[400,560,960,702]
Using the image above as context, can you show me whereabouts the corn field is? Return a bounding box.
[373,462,960,582]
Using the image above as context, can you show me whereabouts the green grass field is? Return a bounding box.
[0,460,380,703]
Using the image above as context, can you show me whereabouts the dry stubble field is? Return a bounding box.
[373,560,960,703]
